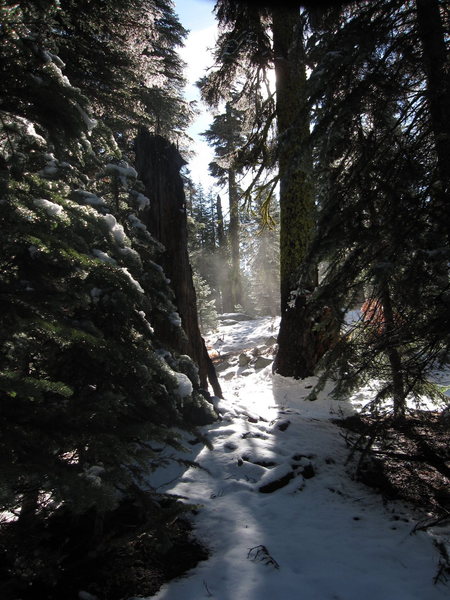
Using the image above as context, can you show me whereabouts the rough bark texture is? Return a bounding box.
[415,0,450,236]
[134,130,222,397]
[272,7,314,310]
[216,194,231,313]
[379,284,406,418]
[272,6,330,378]
[228,167,243,310]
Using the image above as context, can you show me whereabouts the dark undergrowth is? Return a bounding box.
[339,410,450,515]
[339,410,450,582]
[0,498,208,600]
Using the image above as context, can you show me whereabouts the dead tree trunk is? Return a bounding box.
[134,129,222,398]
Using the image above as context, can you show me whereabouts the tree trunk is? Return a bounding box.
[416,0,450,239]
[216,194,229,313]
[228,167,242,310]
[379,284,406,419]
[272,6,329,378]
[134,130,222,397]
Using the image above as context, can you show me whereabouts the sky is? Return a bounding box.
[173,0,219,189]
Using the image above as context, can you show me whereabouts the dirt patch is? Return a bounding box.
[338,411,450,516]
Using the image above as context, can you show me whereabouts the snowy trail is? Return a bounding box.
[150,317,448,600]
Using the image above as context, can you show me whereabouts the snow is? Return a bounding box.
[128,213,148,230]
[102,214,127,245]
[119,246,141,262]
[105,162,138,188]
[10,116,46,147]
[138,310,154,335]
[81,465,105,488]
[40,49,65,69]
[33,198,64,218]
[173,371,194,399]
[74,189,106,207]
[132,191,151,210]
[39,154,73,178]
[38,160,58,177]
[91,249,117,265]
[120,267,144,293]
[147,316,449,600]
[90,287,102,303]
[43,61,71,87]
[169,312,182,327]
[75,105,97,132]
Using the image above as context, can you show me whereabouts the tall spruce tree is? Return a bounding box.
[52,0,193,146]
[298,0,450,413]
[201,0,333,377]
[0,0,216,591]
[188,184,223,315]
[241,194,280,317]
[202,101,246,311]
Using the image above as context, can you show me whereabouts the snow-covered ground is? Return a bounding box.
[149,316,449,600]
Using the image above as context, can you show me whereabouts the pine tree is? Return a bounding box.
[53,0,193,146]
[188,184,223,315]
[201,0,333,376]
[202,101,246,311]
[242,195,280,317]
[192,271,219,333]
[0,1,216,590]
[298,0,450,414]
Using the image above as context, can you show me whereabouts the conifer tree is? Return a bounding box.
[53,0,193,146]
[188,184,223,315]
[299,0,450,413]
[0,0,216,590]
[202,101,246,311]
[242,195,280,317]
[201,0,332,377]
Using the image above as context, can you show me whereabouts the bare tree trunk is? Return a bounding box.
[228,167,242,310]
[216,194,229,313]
[134,130,222,397]
[416,0,450,197]
[272,5,333,378]
[379,285,406,419]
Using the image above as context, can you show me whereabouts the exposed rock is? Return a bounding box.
[238,353,251,367]
[215,360,231,372]
[259,471,295,493]
[254,356,273,370]
[276,419,290,432]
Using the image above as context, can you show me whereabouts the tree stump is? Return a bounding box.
[134,129,222,397]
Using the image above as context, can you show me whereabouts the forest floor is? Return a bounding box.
[15,315,449,600]
[147,314,450,600]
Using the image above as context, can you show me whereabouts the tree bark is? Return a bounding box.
[134,130,222,397]
[228,167,243,310]
[216,194,230,313]
[272,6,331,378]
[416,0,450,185]
[416,0,450,236]
[379,284,406,419]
